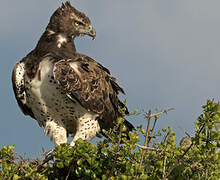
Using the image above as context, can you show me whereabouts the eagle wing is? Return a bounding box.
[53,54,126,129]
[12,61,35,118]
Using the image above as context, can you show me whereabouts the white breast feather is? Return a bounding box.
[30,57,53,114]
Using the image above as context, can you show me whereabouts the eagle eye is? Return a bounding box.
[74,21,84,27]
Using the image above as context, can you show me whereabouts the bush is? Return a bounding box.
[1,99,219,179]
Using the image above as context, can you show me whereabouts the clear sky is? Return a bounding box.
[1,0,220,157]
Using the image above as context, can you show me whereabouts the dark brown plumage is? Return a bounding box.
[12,1,134,146]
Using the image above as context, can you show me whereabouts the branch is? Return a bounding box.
[37,149,54,171]
[139,110,152,166]
[139,108,174,167]
[136,144,161,151]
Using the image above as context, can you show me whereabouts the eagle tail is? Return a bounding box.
[121,119,135,141]
[124,119,135,132]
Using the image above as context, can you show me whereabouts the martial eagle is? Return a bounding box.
[12,1,134,146]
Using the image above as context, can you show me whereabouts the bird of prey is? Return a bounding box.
[12,1,134,146]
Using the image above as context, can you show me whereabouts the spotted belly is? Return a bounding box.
[25,57,100,138]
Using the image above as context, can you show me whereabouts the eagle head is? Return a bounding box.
[47,1,96,39]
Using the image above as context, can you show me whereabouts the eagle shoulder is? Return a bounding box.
[12,60,35,118]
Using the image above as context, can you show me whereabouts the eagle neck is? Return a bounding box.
[34,31,77,59]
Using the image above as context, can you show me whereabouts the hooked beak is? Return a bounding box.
[86,25,96,40]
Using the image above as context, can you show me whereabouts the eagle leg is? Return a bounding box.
[44,120,67,146]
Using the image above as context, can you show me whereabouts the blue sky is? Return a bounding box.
[1,0,220,157]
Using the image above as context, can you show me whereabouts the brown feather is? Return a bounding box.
[53,54,129,130]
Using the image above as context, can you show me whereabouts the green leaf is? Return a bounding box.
[56,162,64,169]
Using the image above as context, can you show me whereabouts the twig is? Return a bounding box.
[149,108,174,118]
[143,111,152,147]
[136,144,173,154]
[148,115,158,146]
[37,149,54,171]
[136,144,161,151]
[162,155,167,179]
[178,126,191,137]
[162,131,170,144]
[139,110,152,166]
[65,166,71,180]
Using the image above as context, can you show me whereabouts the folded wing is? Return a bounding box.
[53,54,127,130]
